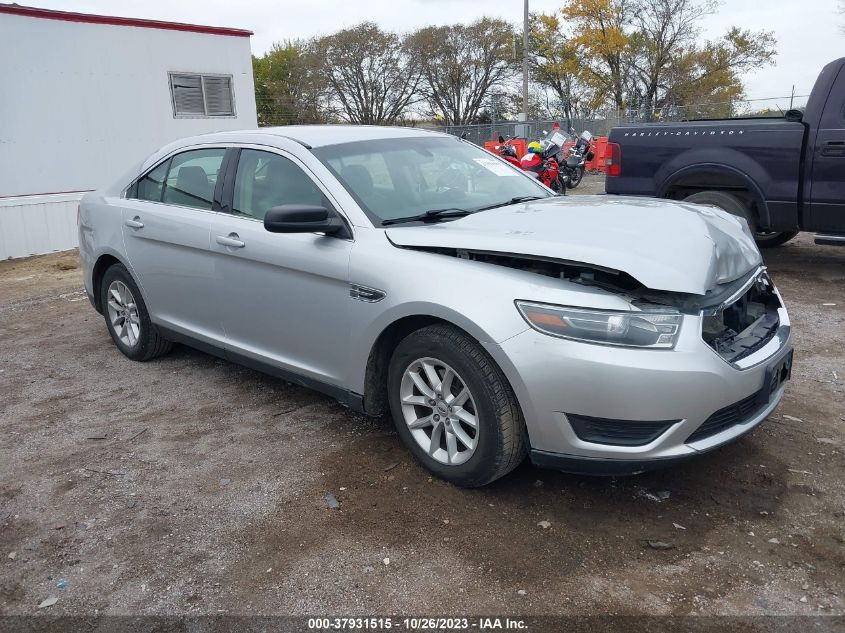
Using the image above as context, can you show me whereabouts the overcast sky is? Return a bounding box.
[33,0,845,101]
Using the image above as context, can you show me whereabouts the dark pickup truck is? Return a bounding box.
[606,57,845,247]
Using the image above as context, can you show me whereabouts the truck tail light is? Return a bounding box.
[76,204,81,226]
[606,142,622,176]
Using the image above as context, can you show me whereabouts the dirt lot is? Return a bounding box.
[1,174,843,618]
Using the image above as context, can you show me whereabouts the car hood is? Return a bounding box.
[385,196,762,295]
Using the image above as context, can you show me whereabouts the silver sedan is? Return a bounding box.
[78,126,792,486]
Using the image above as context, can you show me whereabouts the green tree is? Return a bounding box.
[252,40,325,126]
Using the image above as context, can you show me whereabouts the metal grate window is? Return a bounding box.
[169,73,235,117]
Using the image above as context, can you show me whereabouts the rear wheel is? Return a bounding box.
[100,264,172,361]
[683,190,797,248]
[750,229,800,248]
[387,324,527,487]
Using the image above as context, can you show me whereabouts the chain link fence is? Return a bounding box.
[426,117,618,147]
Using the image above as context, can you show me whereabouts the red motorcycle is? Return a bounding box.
[519,137,567,193]
[493,135,566,193]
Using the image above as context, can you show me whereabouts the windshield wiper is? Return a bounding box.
[475,195,546,212]
[381,208,471,226]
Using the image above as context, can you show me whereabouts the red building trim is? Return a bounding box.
[0,3,253,37]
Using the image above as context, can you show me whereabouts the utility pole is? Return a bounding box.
[522,0,529,122]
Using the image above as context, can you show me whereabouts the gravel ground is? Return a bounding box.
[0,173,843,618]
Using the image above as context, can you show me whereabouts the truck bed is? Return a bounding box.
[606,118,806,230]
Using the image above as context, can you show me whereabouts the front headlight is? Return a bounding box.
[516,301,682,349]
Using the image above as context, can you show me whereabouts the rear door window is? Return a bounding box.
[161,149,226,210]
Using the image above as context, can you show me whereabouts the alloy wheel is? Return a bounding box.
[399,357,479,465]
[106,280,141,347]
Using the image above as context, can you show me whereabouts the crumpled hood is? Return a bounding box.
[385,196,762,295]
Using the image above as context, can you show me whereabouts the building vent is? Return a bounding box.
[169,73,234,117]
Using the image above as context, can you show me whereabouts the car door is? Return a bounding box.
[210,147,353,387]
[807,64,845,233]
[120,147,227,343]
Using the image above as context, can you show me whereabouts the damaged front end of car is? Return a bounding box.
[394,244,786,368]
[697,268,788,367]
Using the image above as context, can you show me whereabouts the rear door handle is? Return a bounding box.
[821,141,845,157]
[124,216,144,229]
[216,233,245,248]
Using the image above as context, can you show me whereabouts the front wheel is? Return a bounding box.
[387,324,527,487]
[566,166,584,189]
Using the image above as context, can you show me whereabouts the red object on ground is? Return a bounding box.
[589,137,609,172]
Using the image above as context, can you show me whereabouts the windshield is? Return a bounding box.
[312,136,553,225]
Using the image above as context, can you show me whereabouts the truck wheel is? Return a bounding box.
[387,324,527,487]
[683,191,797,248]
[750,230,799,248]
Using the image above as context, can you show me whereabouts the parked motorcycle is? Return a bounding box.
[561,130,595,189]
[518,133,569,193]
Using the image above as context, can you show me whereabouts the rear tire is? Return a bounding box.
[683,190,797,248]
[100,264,172,362]
[387,324,527,487]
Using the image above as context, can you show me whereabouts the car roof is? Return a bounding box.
[196,124,448,149]
[139,125,453,173]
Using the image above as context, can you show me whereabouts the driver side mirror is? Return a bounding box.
[264,204,348,237]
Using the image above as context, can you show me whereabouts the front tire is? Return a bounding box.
[566,166,584,188]
[100,264,172,361]
[387,324,527,487]
[550,174,566,194]
[683,190,797,248]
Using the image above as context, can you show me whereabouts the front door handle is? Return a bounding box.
[821,141,845,157]
[216,233,245,248]
[124,216,144,229]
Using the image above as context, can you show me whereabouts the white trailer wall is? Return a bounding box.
[0,8,257,258]
[0,193,81,260]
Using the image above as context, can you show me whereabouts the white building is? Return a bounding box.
[0,4,258,259]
